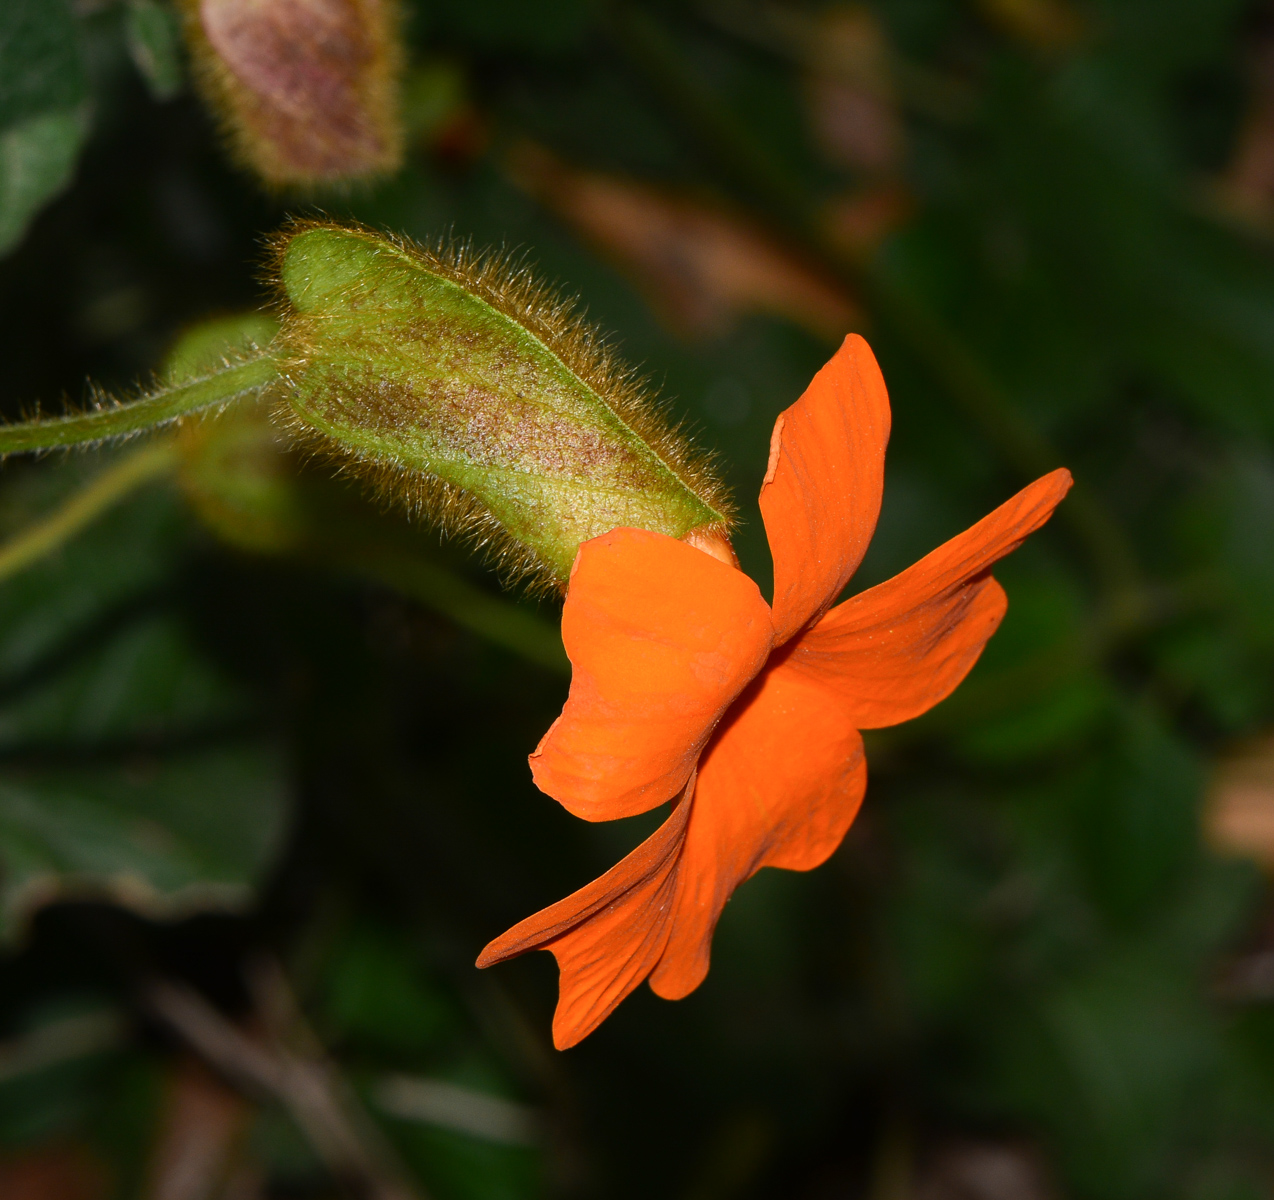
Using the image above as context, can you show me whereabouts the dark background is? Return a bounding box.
[4,2,1274,1198]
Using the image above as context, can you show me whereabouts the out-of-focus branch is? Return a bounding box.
[146,968,425,1200]
[0,441,178,582]
[0,1009,123,1085]
[145,1056,252,1200]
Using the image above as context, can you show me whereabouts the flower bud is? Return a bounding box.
[273,223,731,586]
[181,0,403,187]
[167,313,308,554]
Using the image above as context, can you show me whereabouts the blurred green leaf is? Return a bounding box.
[1038,950,1218,1199]
[322,924,458,1055]
[125,0,184,103]
[0,744,288,938]
[0,107,89,257]
[0,0,86,128]
[1075,707,1202,926]
[0,464,287,937]
[393,1121,540,1200]
[0,0,88,256]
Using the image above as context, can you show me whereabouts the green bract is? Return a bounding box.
[276,224,727,583]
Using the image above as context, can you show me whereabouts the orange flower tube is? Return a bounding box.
[478,334,1072,1049]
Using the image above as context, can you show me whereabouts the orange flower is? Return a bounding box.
[477,335,1071,1049]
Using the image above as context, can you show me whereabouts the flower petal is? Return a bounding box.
[788,468,1073,728]
[760,333,891,646]
[531,528,773,821]
[481,664,866,1044]
[648,662,867,1000]
[475,792,692,1050]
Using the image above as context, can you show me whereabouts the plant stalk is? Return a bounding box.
[0,441,178,581]
[0,354,278,455]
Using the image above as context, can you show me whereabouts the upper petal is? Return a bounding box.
[476,790,692,1050]
[760,333,891,646]
[788,468,1073,728]
[532,528,773,821]
[648,660,867,1001]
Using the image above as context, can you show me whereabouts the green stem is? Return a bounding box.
[607,6,1143,605]
[0,355,279,455]
[0,441,179,582]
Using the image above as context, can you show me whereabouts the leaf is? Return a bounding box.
[0,107,89,257]
[0,464,289,937]
[1074,707,1202,926]
[0,0,86,128]
[321,924,458,1053]
[0,0,88,256]
[1037,950,1218,1199]
[0,744,289,938]
[125,0,184,103]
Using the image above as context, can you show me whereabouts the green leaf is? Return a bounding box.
[1074,707,1202,926]
[0,612,247,748]
[0,0,88,255]
[321,923,459,1054]
[0,744,288,938]
[125,0,184,102]
[0,0,86,128]
[0,464,288,937]
[0,106,89,257]
[1038,949,1218,1199]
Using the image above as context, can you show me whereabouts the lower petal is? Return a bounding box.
[649,662,866,1000]
[480,666,867,1043]
[476,791,692,1050]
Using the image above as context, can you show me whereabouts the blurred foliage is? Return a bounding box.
[3,0,1274,1198]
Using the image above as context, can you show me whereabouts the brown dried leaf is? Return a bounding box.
[1206,733,1274,867]
[507,142,863,343]
[0,1144,109,1200]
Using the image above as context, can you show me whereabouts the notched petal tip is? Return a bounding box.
[476,791,694,1049]
[761,333,892,644]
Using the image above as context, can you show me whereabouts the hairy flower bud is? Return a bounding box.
[180,0,402,187]
[273,223,732,587]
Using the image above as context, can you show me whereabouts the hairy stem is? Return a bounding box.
[0,354,279,455]
[0,441,179,581]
